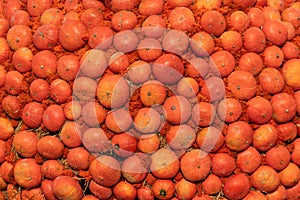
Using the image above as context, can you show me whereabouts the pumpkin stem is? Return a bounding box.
[159,189,167,197]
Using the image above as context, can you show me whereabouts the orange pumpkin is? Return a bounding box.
[279,162,300,187]
[253,124,278,152]
[180,149,211,181]
[150,148,180,179]
[134,107,162,134]
[250,165,280,193]
[138,134,160,154]
[152,179,175,200]
[163,95,192,125]
[96,75,130,109]
[175,178,197,200]
[282,59,300,90]
[140,80,166,107]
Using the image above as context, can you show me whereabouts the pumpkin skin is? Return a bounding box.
[152,179,175,200]
[229,11,250,32]
[262,19,288,46]
[122,154,148,184]
[175,178,197,200]
[96,75,130,109]
[211,153,236,177]
[13,159,42,189]
[82,128,110,153]
[176,77,199,98]
[138,0,164,16]
[12,47,33,73]
[33,24,59,50]
[201,76,226,102]
[140,80,166,106]
[133,107,162,134]
[279,162,300,187]
[195,0,221,10]
[190,31,215,57]
[186,58,210,79]
[163,95,192,125]
[265,145,291,171]
[277,122,297,142]
[51,176,83,200]
[111,133,137,158]
[162,30,190,56]
[80,49,107,79]
[209,50,235,77]
[236,146,262,174]
[262,45,284,68]
[89,155,121,187]
[233,0,256,8]
[196,126,224,153]
[59,20,88,52]
[225,121,253,152]
[113,30,138,53]
[152,54,184,85]
[142,15,166,38]
[37,136,64,159]
[105,108,133,133]
[138,134,160,154]
[220,31,243,52]
[168,7,195,31]
[266,185,287,200]
[13,131,37,158]
[250,165,280,193]
[281,7,300,28]
[165,124,196,150]
[127,60,152,84]
[191,102,216,127]
[111,10,137,31]
[258,67,285,94]
[281,42,300,60]
[107,0,139,11]
[282,59,300,90]
[227,70,257,100]
[138,38,162,61]
[238,52,263,75]
[223,173,250,199]
[137,186,155,200]
[21,102,44,129]
[201,174,222,195]
[88,25,114,50]
[108,52,129,73]
[247,7,266,28]
[113,181,137,200]
[81,102,106,127]
[286,181,300,200]
[150,148,180,179]
[217,98,242,123]
[180,149,212,182]
[243,27,266,53]
[283,21,296,41]
[200,10,226,36]
[270,93,297,123]
[253,124,278,152]
[247,96,273,125]
[243,190,266,200]
[89,180,112,200]
[262,6,281,20]
[295,91,300,115]
[32,50,57,78]
[40,8,64,26]
[6,25,32,51]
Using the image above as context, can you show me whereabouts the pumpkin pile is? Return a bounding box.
[0,0,300,199]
